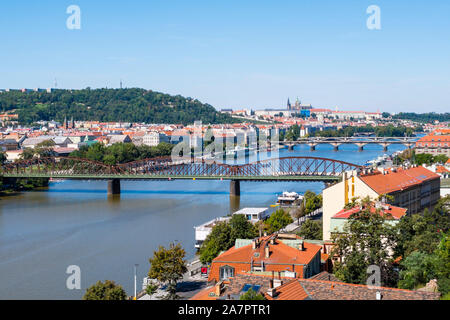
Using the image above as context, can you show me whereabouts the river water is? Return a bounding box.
[0,143,407,299]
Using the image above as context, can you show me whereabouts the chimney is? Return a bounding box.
[376,291,382,300]
[270,237,275,245]
[269,279,274,289]
[215,281,223,297]
[266,287,277,297]
[265,245,270,259]
[252,240,256,250]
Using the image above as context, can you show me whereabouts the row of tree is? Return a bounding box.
[390,112,450,123]
[69,142,174,165]
[314,124,422,138]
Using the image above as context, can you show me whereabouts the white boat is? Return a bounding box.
[277,191,303,206]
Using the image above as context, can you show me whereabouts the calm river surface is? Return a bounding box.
[0,143,408,299]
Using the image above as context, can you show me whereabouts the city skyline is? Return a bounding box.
[0,1,449,113]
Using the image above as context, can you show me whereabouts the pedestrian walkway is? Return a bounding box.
[282,208,322,232]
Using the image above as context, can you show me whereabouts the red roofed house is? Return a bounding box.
[190,271,440,300]
[322,166,440,240]
[330,202,407,237]
[207,234,323,284]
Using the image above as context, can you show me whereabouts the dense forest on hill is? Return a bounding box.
[0,88,240,125]
[389,112,450,123]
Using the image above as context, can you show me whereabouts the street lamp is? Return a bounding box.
[134,264,139,300]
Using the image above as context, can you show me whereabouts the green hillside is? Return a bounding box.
[0,88,240,125]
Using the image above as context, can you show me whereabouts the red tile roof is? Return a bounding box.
[265,279,309,300]
[436,166,449,173]
[359,166,440,194]
[333,203,407,220]
[212,236,321,266]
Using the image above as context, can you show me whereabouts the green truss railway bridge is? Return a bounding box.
[0,156,363,196]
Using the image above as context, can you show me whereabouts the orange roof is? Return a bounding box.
[333,203,407,220]
[436,166,449,173]
[265,280,309,300]
[359,166,440,194]
[212,235,321,267]
[189,286,218,300]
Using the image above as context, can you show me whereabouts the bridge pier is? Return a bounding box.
[1,177,18,189]
[288,145,294,151]
[358,146,364,152]
[309,145,316,151]
[230,180,241,197]
[107,179,121,195]
[331,143,341,151]
[383,145,389,152]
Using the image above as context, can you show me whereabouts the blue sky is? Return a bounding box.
[0,0,449,113]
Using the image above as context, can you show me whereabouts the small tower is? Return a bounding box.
[287,98,291,110]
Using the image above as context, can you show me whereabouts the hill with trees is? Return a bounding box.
[0,88,240,125]
[390,112,450,123]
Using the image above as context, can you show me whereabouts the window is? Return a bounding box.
[219,265,235,280]
[241,284,261,293]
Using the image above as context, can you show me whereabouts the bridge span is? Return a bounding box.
[1,156,363,196]
[277,136,418,151]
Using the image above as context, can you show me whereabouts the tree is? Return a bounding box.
[19,148,35,160]
[0,152,7,165]
[239,288,265,300]
[292,202,306,224]
[433,154,449,164]
[394,196,450,258]
[331,205,397,286]
[229,214,258,242]
[398,251,438,290]
[398,233,449,295]
[83,280,127,300]
[0,88,242,125]
[148,242,187,300]
[303,191,322,214]
[297,220,323,240]
[199,222,232,264]
[199,215,258,264]
[414,153,434,166]
[35,139,56,158]
[264,209,293,234]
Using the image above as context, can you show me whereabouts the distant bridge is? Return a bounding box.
[277,136,418,151]
[1,156,363,196]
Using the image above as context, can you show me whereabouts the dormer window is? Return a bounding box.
[219,265,235,280]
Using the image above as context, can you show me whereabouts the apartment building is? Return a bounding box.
[415,130,450,157]
[142,132,169,147]
[322,166,440,241]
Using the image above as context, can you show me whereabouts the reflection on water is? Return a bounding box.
[0,144,408,299]
[229,196,241,214]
